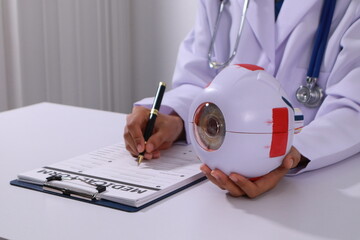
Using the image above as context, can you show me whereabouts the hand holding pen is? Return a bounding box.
[123,83,186,165]
[137,82,166,165]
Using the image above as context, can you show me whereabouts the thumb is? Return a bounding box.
[283,156,294,170]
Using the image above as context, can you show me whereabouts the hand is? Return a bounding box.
[200,147,302,198]
[124,106,185,159]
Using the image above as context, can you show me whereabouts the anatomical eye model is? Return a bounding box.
[189,64,303,178]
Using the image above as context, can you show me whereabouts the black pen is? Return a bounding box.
[138,82,166,166]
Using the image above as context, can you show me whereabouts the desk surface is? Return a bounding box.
[1,103,360,240]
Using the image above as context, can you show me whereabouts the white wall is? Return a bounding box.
[0,0,197,113]
[130,0,198,102]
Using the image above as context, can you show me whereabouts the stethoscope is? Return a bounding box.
[208,0,337,108]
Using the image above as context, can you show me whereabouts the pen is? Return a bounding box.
[138,82,166,166]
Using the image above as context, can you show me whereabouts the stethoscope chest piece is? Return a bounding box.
[296,78,324,108]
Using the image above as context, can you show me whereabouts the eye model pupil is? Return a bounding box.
[206,117,220,137]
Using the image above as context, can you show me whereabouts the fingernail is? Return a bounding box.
[137,144,142,153]
[211,171,220,181]
[229,175,238,182]
[146,143,154,153]
[199,166,207,175]
[288,158,294,169]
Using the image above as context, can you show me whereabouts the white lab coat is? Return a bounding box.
[136,0,360,174]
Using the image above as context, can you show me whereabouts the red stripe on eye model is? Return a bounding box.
[270,108,289,158]
[235,64,265,71]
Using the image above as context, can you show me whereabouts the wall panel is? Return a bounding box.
[0,0,197,113]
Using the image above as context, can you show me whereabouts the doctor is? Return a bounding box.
[124,0,360,198]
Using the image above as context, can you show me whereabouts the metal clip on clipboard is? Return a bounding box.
[43,175,107,201]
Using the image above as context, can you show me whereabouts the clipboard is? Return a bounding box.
[10,143,206,212]
[10,176,206,212]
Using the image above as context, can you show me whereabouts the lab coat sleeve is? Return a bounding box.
[135,0,217,143]
[292,16,360,175]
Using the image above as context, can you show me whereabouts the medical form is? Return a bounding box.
[15,143,204,208]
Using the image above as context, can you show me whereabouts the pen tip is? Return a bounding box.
[137,155,144,166]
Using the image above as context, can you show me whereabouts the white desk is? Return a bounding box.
[1,103,359,240]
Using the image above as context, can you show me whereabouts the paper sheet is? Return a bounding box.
[18,143,203,206]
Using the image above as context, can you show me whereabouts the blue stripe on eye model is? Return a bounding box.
[295,115,304,121]
[281,97,294,111]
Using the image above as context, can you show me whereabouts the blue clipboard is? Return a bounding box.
[10,177,206,212]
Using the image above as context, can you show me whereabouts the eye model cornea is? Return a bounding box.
[193,102,226,151]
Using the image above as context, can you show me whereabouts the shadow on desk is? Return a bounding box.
[226,154,360,240]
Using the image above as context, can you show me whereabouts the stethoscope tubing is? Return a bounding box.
[208,0,250,69]
[307,0,336,79]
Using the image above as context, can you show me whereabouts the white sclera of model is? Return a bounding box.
[189,64,303,178]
